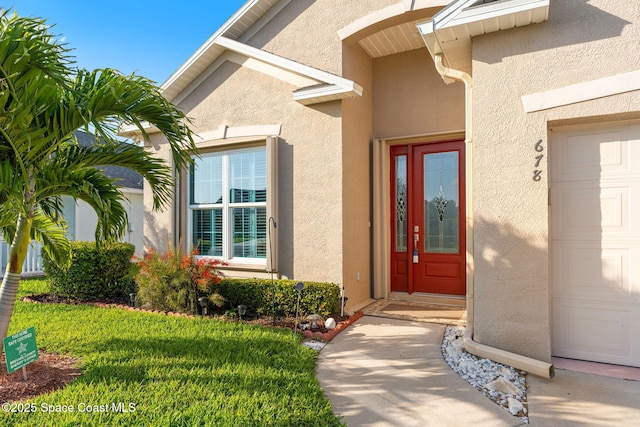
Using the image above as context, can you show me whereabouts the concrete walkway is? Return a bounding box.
[316,315,640,426]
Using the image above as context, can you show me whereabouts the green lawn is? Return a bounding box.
[1,279,342,427]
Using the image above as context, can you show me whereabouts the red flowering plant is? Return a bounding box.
[134,244,226,314]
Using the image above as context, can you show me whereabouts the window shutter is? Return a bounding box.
[266,136,278,273]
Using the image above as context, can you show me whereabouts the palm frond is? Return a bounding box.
[31,209,71,268]
[68,69,197,172]
[35,166,129,243]
[38,142,173,209]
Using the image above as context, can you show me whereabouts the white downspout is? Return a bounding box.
[433,54,554,380]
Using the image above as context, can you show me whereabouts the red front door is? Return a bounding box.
[390,141,466,295]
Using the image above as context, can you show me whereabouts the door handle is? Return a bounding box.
[413,226,419,263]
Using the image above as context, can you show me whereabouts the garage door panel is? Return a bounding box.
[552,183,639,240]
[552,123,640,367]
[553,301,637,366]
[552,243,637,300]
[552,126,638,182]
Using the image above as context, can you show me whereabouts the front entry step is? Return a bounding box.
[388,291,466,308]
[363,299,466,326]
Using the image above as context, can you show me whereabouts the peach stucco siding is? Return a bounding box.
[142,0,464,312]
[471,0,640,361]
[250,0,398,76]
[373,48,465,138]
[180,63,344,285]
[138,0,640,368]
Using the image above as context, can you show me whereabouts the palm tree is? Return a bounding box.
[0,12,197,349]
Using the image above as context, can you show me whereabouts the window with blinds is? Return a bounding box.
[189,146,269,264]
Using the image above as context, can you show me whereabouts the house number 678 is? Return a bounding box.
[533,140,544,181]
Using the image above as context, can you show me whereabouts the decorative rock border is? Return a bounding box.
[299,310,363,342]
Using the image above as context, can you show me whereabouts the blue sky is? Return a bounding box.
[6,0,247,84]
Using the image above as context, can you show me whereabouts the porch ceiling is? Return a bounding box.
[358,19,427,58]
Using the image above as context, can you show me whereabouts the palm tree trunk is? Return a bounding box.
[0,213,32,352]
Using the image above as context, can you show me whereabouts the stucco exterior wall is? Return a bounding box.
[178,62,344,285]
[342,43,374,309]
[143,0,464,311]
[471,0,640,361]
[248,0,398,75]
[373,49,465,138]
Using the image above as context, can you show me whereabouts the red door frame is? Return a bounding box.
[390,140,466,295]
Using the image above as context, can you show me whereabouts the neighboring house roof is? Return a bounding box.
[160,0,362,106]
[74,131,143,190]
[418,0,550,77]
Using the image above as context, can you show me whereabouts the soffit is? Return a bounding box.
[161,0,283,102]
[358,20,428,58]
[418,0,550,74]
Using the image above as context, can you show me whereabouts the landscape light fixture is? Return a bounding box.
[129,293,136,307]
[238,304,247,322]
[198,297,209,315]
[293,282,304,335]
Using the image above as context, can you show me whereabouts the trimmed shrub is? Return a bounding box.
[215,278,341,317]
[134,246,225,314]
[42,241,136,300]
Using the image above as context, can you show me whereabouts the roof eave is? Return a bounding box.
[417,0,550,75]
[119,122,159,138]
[213,36,363,106]
[160,0,288,102]
[293,82,364,106]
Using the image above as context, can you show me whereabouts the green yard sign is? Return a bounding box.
[4,327,39,374]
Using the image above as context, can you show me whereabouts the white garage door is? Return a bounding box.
[551,123,640,367]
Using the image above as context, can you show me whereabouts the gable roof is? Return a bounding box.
[418,0,550,77]
[161,0,361,106]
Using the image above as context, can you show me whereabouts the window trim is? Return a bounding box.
[186,134,278,271]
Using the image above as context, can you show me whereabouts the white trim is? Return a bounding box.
[432,0,477,29]
[239,0,293,43]
[338,3,406,41]
[161,0,265,91]
[118,122,157,138]
[121,188,144,195]
[452,0,549,28]
[417,0,549,34]
[160,0,285,102]
[171,48,318,106]
[160,0,362,107]
[417,0,549,76]
[194,124,282,145]
[293,82,362,105]
[188,146,271,266]
[338,1,448,41]
[522,70,640,113]
[171,51,233,106]
[227,53,318,87]
[172,37,363,107]
[214,36,363,104]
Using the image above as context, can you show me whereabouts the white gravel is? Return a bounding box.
[442,326,529,424]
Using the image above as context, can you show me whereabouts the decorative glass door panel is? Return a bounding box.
[396,156,408,253]
[390,145,411,292]
[390,141,465,296]
[390,146,409,292]
[424,152,459,254]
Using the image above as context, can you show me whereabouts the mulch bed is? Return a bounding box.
[0,352,82,403]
